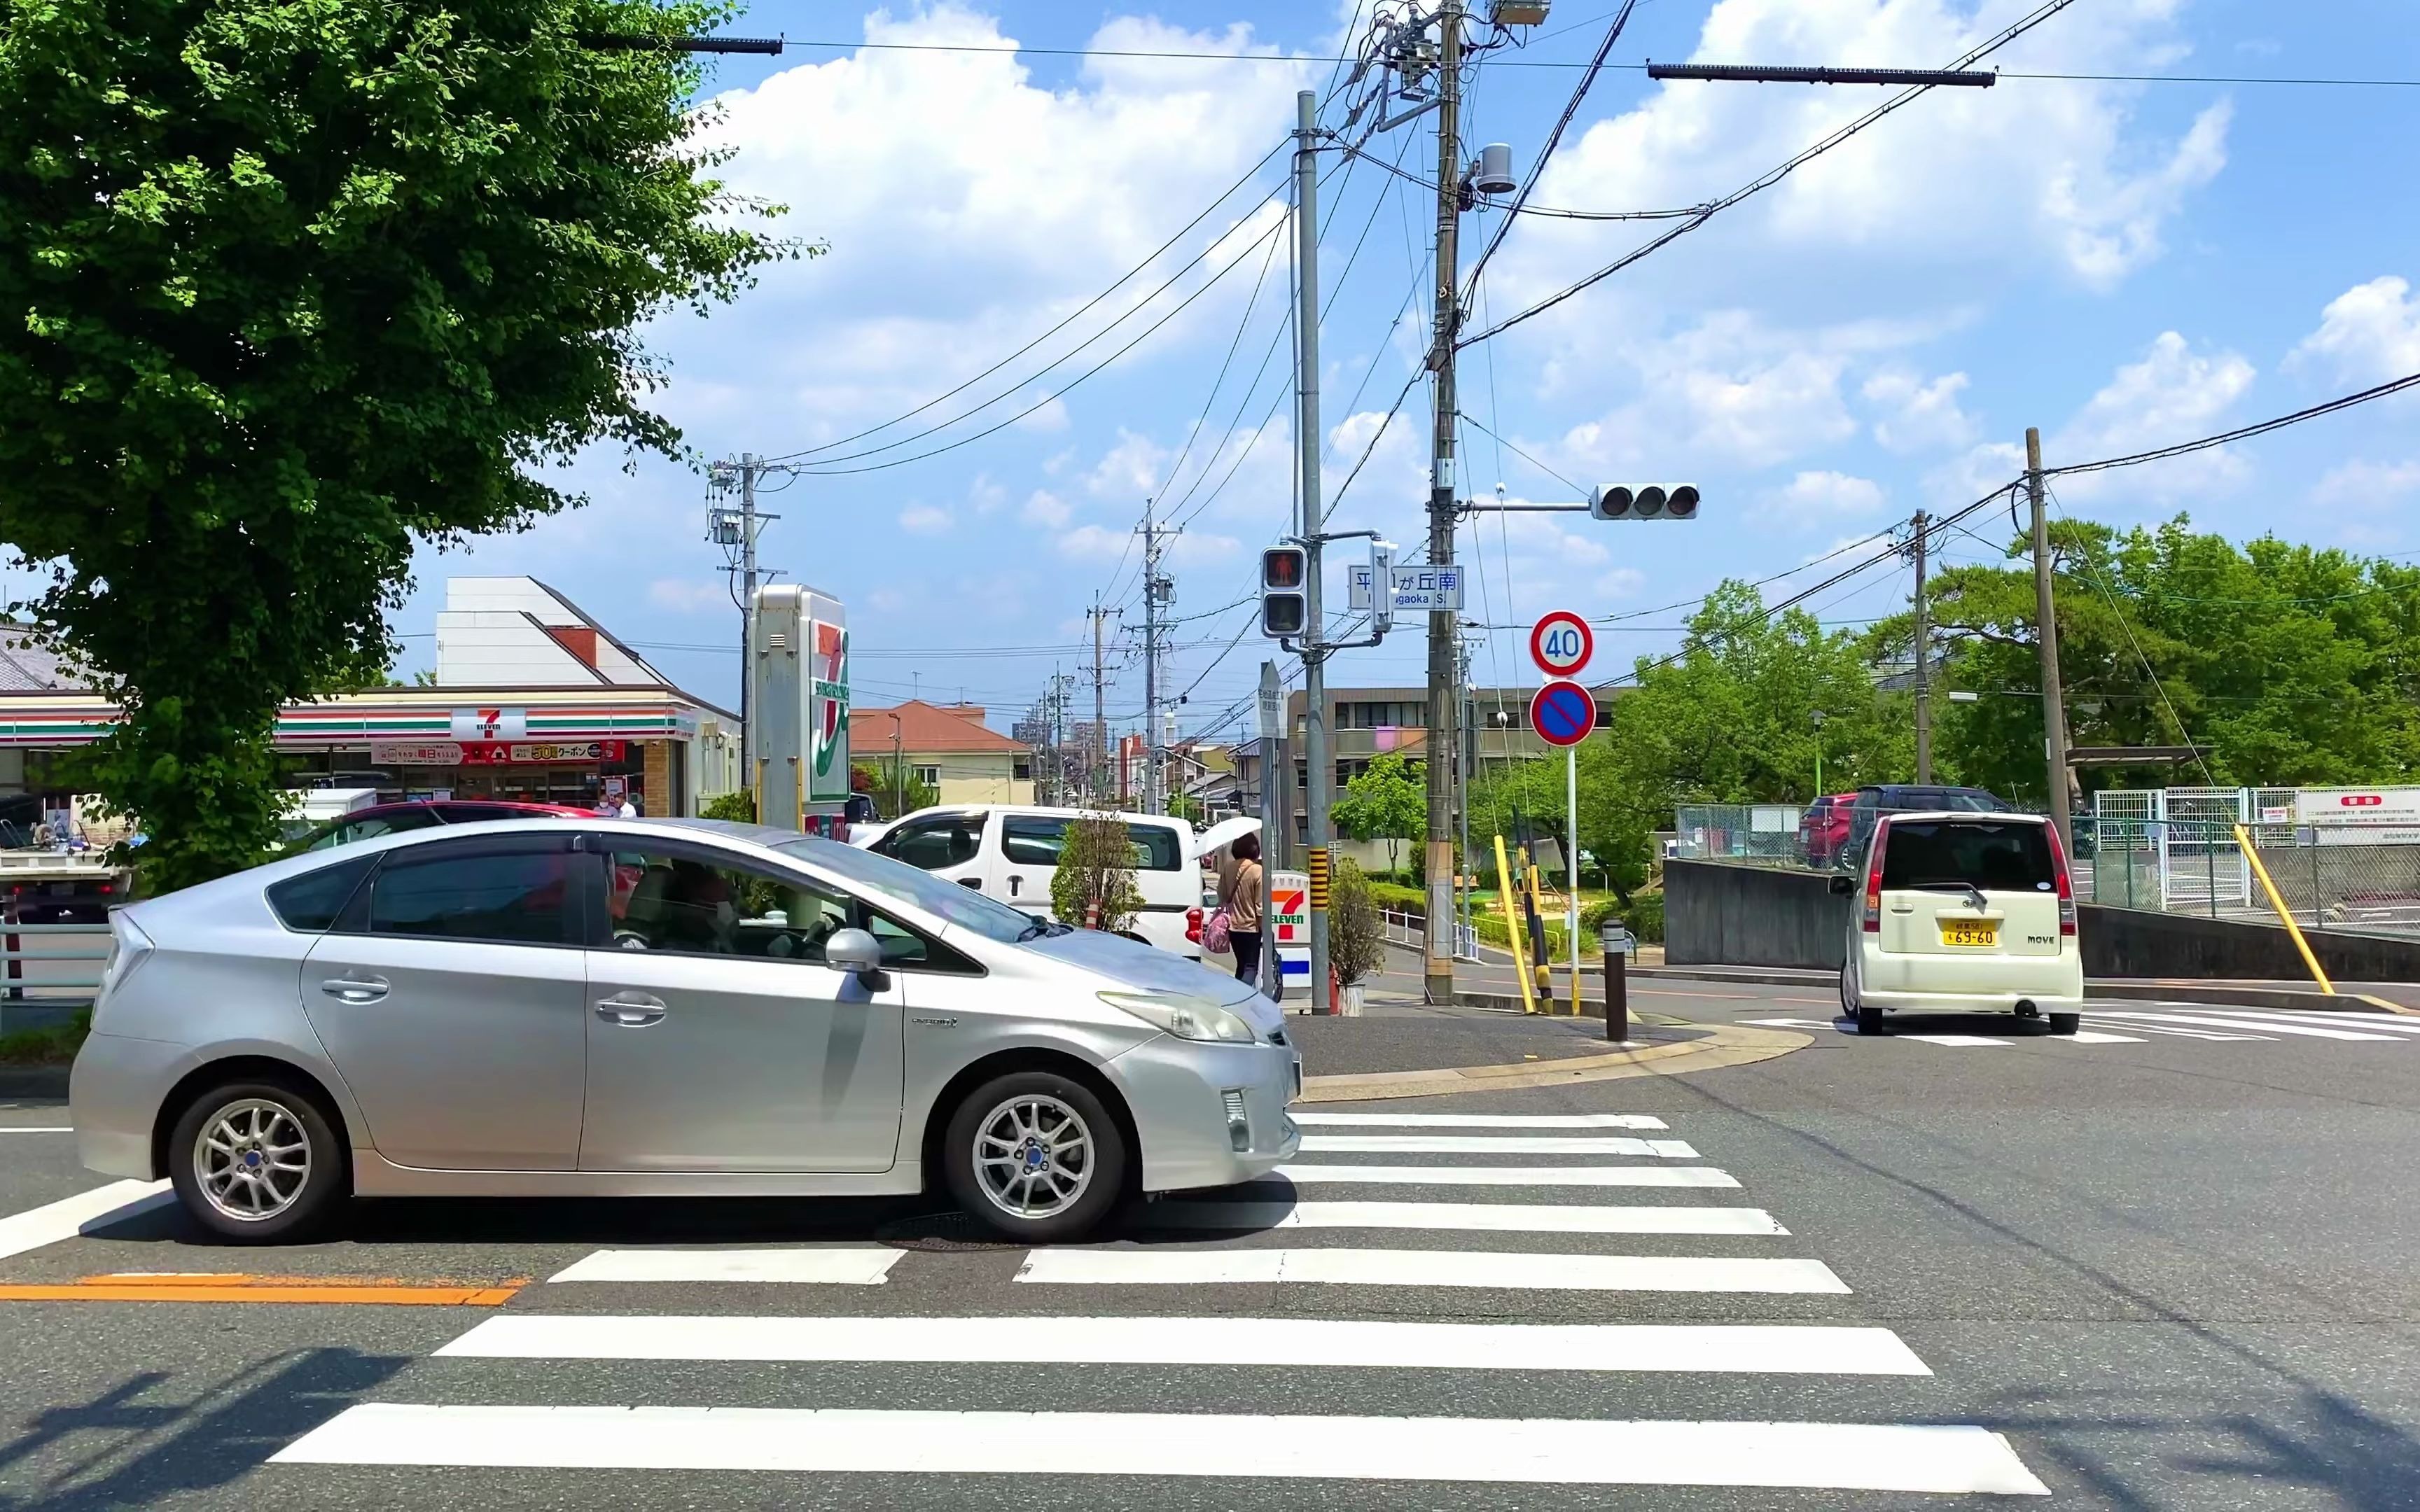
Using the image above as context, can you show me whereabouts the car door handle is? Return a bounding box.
[319,976,389,1004]
[594,992,667,1027]
[957,876,982,889]
[1006,874,1023,896]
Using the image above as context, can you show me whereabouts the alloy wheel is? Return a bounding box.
[193,1098,312,1223]
[972,1093,1094,1220]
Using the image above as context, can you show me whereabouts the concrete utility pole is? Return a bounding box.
[708,454,777,785]
[1089,596,1110,803]
[1421,0,1466,1006]
[1911,510,1933,784]
[1258,659,1284,997]
[2026,428,2073,856]
[1295,88,1335,1013]
[1139,501,1166,813]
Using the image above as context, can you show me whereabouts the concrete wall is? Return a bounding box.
[1664,859,1849,970]
[2076,904,2420,982]
[1664,856,2420,981]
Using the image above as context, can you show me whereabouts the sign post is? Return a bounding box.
[1530,614,1597,1016]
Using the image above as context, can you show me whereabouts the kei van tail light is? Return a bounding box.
[2049,824,2078,937]
[1862,822,1889,933]
[1185,907,1204,944]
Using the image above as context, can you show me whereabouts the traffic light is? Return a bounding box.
[1260,545,1307,638]
[1589,484,1700,521]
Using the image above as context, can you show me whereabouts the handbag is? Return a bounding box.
[1202,906,1233,955]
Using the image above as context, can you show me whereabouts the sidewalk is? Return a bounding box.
[1372,940,2420,1016]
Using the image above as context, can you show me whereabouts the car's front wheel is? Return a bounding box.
[167,1079,348,1243]
[945,1071,1128,1242]
[2048,1011,2082,1036]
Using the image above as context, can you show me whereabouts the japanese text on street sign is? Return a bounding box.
[1348,564,1465,613]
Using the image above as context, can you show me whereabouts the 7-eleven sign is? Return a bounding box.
[451,706,527,741]
[1270,872,1308,945]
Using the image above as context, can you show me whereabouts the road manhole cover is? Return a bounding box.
[873,1210,1013,1251]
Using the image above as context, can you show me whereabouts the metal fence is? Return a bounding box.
[1674,803,2420,941]
[0,920,110,1033]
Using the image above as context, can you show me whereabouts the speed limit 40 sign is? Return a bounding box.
[1530,610,1593,678]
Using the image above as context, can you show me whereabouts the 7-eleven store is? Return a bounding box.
[0,578,742,817]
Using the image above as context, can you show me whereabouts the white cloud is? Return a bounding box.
[1021,489,1072,528]
[2311,458,2420,505]
[2052,332,2256,499]
[1597,567,1646,599]
[2290,276,2420,384]
[1055,523,1128,560]
[1501,0,2230,307]
[897,503,954,536]
[1557,312,1860,473]
[647,578,730,613]
[1863,368,1978,454]
[966,475,1008,515]
[1767,470,1889,519]
[1085,429,1169,501]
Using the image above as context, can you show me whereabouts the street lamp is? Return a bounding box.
[1811,709,1829,798]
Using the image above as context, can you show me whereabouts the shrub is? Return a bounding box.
[1050,811,1143,934]
[1329,858,1386,987]
[700,790,756,823]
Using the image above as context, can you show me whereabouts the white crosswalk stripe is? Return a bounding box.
[273,1404,2047,1493]
[1743,1009,2420,1049]
[2092,1010,2404,1041]
[1300,1133,1702,1156]
[268,1105,2045,1499]
[1138,1198,1789,1235]
[1270,1162,1741,1187]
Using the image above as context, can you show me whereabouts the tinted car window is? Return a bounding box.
[780,834,1036,945]
[879,815,984,870]
[1882,820,2054,891]
[367,849,576,945]
[1001,816,1067,866]
[310,807,443,851]
[605,847,868,962]
[266,855,376,931]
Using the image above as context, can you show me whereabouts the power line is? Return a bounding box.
[1461,0,1643,297]
[760,141,1288,465]
[753,37,2420,87]
[1459,0,2082,350]
[2043,370,2420,477]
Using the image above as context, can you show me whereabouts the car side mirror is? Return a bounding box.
[826,927,884,977]
[1827,874,1856,897]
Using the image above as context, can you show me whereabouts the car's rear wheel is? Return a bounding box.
[1855,1004,1884,1035]
[167,1079,347,1243]
[2048,1011,2082,1036]
[945,1071,1127,1243]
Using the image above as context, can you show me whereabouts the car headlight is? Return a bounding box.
[1100,990,1258,1044]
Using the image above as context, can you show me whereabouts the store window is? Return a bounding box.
[912,764,941,788]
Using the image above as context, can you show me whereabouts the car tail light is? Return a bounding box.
[1862,822,1889,933]
[95,911,155,1018]
[2048,824,2078,937]
[1185,906,1203,944]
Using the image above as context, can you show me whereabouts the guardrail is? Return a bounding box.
[3,921,111,1001]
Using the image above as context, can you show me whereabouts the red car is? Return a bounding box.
[1800,792,1858,869]
[288,799,597,855]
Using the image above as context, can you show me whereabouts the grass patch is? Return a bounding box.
[0,1007,89,1065]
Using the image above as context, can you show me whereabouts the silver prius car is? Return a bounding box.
[71,820,1302,1244]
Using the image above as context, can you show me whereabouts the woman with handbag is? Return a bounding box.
[1214,832,1266,993]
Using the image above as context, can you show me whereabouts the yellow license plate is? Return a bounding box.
[1940,920,1999,948]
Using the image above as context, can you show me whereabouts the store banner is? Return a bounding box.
[370,741,466,766]
[452,740,628,766]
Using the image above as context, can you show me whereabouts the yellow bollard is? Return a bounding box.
[1493,835,1536,1014]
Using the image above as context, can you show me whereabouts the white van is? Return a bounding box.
[855,806,1260,960]
[1832,810,2084,1035]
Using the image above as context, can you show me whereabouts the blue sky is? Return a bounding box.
[386,0,2420,739]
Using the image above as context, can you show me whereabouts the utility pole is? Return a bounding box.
[1139,502,1173,814]
[1089,596,1110,803]
[1421,1,1466,1006]
[1295,88,1335,1014]
[2026,428,2073,856]
[1911,510,1933,784]
[708,454,778,788]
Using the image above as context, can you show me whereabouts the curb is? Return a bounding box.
[1622,966,2416,1015]
[0,1065,69,1099]
[1296,1021,1809,1102]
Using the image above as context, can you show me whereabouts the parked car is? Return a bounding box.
[852,806,1259,960]
[1798,792,1858,869]
[284,799,594,855]
[1829,810,2082,1035]
[1836,783,2011,869]
[70,817,1300,1245]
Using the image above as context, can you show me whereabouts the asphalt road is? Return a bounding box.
[0,986,2414,1509]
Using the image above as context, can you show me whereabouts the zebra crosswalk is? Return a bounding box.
[268,1107,2052,1499]
[1746,1004,2420,1047]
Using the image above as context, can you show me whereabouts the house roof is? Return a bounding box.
[851,701,1027,756]
[0,629,71,692]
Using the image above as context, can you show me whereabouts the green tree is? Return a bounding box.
[1049,811,1143,934]
[0,0,791,888]
[1867,517,2420,799]
[1331,752,1426,874]
[854,760,938,817]
[1328,857,1384,988]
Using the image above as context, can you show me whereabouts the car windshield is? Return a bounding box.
[1882,820,2055,891]
[777,834,1037,944]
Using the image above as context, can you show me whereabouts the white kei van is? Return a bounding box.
[854,805,1260,960]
